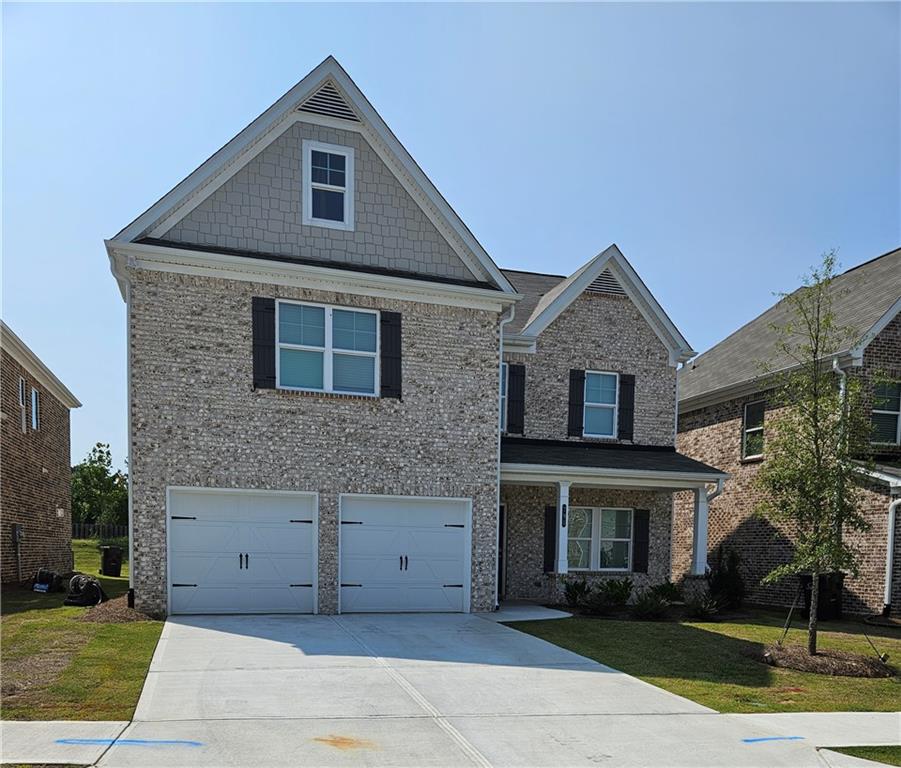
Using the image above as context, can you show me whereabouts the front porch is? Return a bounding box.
[498,438,727,604]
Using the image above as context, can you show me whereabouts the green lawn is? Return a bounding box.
[830,746,901,766]
[509,611,901,713]
[1,539,163,720]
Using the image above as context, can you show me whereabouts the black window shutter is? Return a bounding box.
[543,505,557,573]
[618,374,636,441]
[506,364,525,435]
[567,369,585,437]
[252,297,276,390]
[380,312,402,399]
[632,509,650,574]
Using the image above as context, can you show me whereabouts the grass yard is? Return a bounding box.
[829,746,901,766]
[1,540,163,720]
[509,610,901,713]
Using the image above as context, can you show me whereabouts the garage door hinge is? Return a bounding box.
[172,583,197,587]
[340,583,362,587]
[340,521,363,525]
[444,524,464,528]
[289,583,313,587]
[171,516,197,520]
[443,584,464,588]
[289,519,313,523]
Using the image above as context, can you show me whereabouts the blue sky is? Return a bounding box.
[3,2,899,469]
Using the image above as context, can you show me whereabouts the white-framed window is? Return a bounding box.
[872,382,901,445]
[302,139,354,231]
[500,362,508,432]
[276,299,378,396]
[30,388,40,431]
[567,507,633,571]
[18,377,27,433]
[583,371,618,438]
[742,400,765,459]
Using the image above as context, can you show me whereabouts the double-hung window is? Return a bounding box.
[18,377,26,433]
[276,300,378,395]
[584,371,618,438]
[302,140,354,231]
[872,382,901,444]
[500,362,509,432]
[567,507,633,571]
[742,401,765,459]
[31,388,40,431]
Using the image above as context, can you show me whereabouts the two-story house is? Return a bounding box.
[674,249,901,616]
[106,57,725,617]
[1,321,81,583]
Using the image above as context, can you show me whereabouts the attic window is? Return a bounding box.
[587,269,626,296]
[298,82,360,122]
[302,140,354,231]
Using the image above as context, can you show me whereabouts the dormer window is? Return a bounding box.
[302,140,354,231]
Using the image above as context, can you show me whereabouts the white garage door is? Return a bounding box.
[339,495,470,613]
[168,488,317,614]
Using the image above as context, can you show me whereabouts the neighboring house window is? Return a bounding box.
[568,507,633,571]
[500,362,508,432]
[742,401,765,459]
[18,377,27,433]
[583,371,618,438]
[302,140,354,231]
[872,382,901,444]
[31,388,40,430]
[276,300,378,395]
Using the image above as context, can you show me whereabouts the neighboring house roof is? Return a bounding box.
[108,56,514,295]
[502,244,695,365]
[679,247,901,411]
[0,321,81,409]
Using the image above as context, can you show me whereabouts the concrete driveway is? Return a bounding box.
[91,612,841,767]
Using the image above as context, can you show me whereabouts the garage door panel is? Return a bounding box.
[407,586,464,612]
[250,524,314,554]
[172,585,313,614]
[407,528,464,554]
[171,522,243,554]
[406,556,463,584]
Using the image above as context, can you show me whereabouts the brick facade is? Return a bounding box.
[1,349,73,582]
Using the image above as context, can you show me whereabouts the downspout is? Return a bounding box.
[884,496,900,616]
[495,304,515,610]
[707,477,725,505]
[125,280,135,603]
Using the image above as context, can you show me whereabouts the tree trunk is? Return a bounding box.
[808,572,819,655]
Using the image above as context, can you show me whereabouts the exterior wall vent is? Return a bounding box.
[587,269,627,296]
[297,81,360,122]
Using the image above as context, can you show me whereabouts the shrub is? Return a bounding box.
[707,546,745,609]
[630,589,670,620]
[684,589,721,620]
[601,577,633,607]
[650,579,683,602]
[562,577,591,610]
[582,587,617,616]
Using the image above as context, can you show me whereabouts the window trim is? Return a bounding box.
[18,377,27,433]
[872,382,901,445]
[500,362,508,433]
[567,506,634,572]
[301,139,355,232]
[30,387,40,431]
[583,370,619,439]
[275,299,379,397]
[742,400,765,459]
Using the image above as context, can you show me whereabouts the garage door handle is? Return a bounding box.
[239,553,243,570]
[399,555,403,571]
[246,553,250,570]
[404,555,408,571]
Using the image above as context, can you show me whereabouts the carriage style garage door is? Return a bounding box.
[168,488,317,615]
[339,495,471,613]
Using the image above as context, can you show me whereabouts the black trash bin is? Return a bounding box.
[799,572,844,620]
[100,546,123,578]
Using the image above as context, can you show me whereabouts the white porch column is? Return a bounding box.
[691,487,709,576]
[556,481,570,574]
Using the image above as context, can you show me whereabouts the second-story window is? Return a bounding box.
[872,382,901,444]
[276,300,378,396]
[583,371,618,438]
[302,140,354,231]
[31,388,40,431]
[500,362,508,432]
[742,401,765,459]
[18,377,27,433]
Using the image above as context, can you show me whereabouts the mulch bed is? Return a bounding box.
[76,595,153,624]
[750,644,896,678]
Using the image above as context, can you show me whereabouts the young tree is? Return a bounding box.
[755,252,872,655]
[71,443,129,526]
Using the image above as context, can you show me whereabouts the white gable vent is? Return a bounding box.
[587,269,627,296]
[298,81,360,122]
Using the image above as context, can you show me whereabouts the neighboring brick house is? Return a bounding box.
[674,249,901,615]
[1,321,81,583]
[106,57,724,617]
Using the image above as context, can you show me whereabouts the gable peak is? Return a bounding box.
[297,79,360,123]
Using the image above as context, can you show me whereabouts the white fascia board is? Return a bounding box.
[106,240,520,312]
[502,333,537,354]
[849,297,901,364]
[856,466,901,493]
[0,321,81,408]
[500,462,728,490]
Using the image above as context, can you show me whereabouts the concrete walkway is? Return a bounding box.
[0,720,128,765]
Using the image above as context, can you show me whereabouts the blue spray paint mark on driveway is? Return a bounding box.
[742,736,805,744]
[56,738,203,748]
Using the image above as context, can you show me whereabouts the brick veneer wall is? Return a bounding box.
[504,292,677,446]
[501,484,673,601]
[163,121,476,282]
[674,315,901,615]
[1,349,73,582]
[128,268,500,615]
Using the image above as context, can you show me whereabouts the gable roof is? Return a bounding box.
[503,245,695,365]
[110,56,514,294]
[679,247,901,410]
[1,321,81,409]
